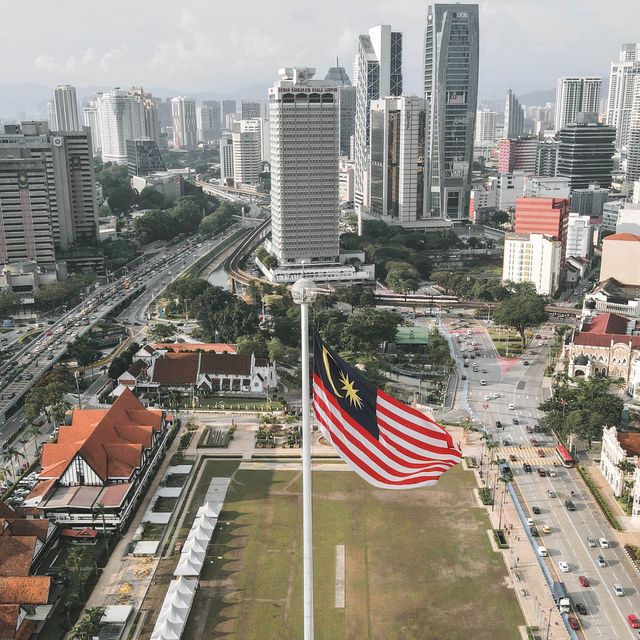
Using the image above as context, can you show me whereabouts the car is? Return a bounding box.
[546,489,556,498]
[613,584,624,597]
[495,420,502,429]
[480,379,486,385]
[461,374,467,380]
[523,360,530,365]
[595,555,606,567]
[599,538,610,548]
[484,394,491,401]
[482,368,487,373]
[523,463,532,473]
[492,393,499,399]
[526,518,534,527]
[508,403,515,410]
[502,439,510,446]
[548,469,557,477]
[537,546,547,557]
[526,425,534,433]
[537,449,545,457]
[532,506,540,514]
[628,614,640,629]
[537,468,546,477]
[533,424,542,433]
[463,362,469,368]
[513,418,519,425]
[509,454,517,462]
[565,499,576,511]
[530,437,538,445]
[579,575,590,587]
[541,524,551,534]
[530,527,539,537]
[567,616,580,631]
[586,537,596,547]
[559,561,570,572]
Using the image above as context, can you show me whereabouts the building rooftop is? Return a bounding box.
[603,233,640,242]
[0,577,51,605]
[618,432,640,457]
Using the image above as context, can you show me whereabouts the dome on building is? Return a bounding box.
[574,355,589,366]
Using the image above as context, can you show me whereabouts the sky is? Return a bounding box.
[1,0,639,102]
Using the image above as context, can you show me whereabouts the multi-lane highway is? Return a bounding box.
[445,315,640,639]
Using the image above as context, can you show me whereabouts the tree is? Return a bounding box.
[385,261,420,293]
[492,282,548,346]
[167,389,182,413]
[0,289,17,315]
[237,334,268,358]
[137,186,165,210]
[148,323,175,342]
[93,503,110,553]
[69,607,105,640]
[341,308,401,353]
[67,336,101,366]
[107,185,138,214]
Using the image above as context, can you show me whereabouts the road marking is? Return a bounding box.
[335,544,346,608]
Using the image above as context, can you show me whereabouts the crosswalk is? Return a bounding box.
[496,447,555,467]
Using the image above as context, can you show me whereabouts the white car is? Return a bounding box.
[599,538,610,548]
[558,561,570,573]
[508,403,515,410]
[484,395,491,401]
[526,518,534,527]
[537,546,548,557]
[492,393,500,399]
[613,583,624,597]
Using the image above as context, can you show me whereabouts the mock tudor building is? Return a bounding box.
[25,389,171,531]
[565,312,640,383]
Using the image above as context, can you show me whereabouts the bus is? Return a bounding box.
[555,443,574,468]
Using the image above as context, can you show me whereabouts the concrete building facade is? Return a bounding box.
[171,97,197,149]
[554,76,602,131]
[502,233,561,295]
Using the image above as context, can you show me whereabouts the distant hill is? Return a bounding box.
[518,88,555,107]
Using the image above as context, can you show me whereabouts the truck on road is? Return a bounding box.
[552,581,571,613]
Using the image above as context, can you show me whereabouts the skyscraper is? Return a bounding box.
[536,138,560,177]
[130,87,162,146]
[626,81,640,184]
[95,89,146,163]
[353,25,403,214]
[368,95,426,223]
[423,4,479,220]
[269,67,339,265]
[606,43,640,149]
[475,109,496,144]
[219,136,234,185]
[325,65,356,158]
[126,139,166,177]
[557,113,616,190]
[52,85,80,132]
[554,77,601,131]
[82,96,102,155]
[171,97,197,149]
[196,101,221,144]
[222,100,236,120]
[241,100,262,120]
[504,89,525,138]
[232,119,263,187]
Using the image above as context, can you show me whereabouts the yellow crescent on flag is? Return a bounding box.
[322,345,344,398]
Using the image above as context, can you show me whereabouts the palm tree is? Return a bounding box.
[497,476,511,530]
[167,388,182,414]
[67,548,88,598]
[94,503,109,554]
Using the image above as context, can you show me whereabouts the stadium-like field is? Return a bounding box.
[177,460,523,640]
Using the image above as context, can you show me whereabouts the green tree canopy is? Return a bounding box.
[138,186,165,210]
[108,185,138,214]
[492,282,548,345]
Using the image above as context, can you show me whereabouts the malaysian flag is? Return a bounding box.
[312,335,462,489]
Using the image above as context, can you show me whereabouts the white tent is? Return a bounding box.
[150,577,197,640]
[174,550,205,577]
[197,503,220,519]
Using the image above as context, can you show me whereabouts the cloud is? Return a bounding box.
[34,54,56,71]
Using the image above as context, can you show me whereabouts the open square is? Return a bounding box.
[179,460,523,640]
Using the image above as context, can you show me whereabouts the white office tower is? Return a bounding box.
[626,79,640,185]
[325,65,356,157]
[241,100,262,119]
[129,87,162,146]
[475,109,496,144]
[196,101,221,144]
[231,119,262,187]
[606,43,640,149]
[353,25,403,216]
[502,233,561,295]
[504,89,525,138]
[219,136,234,185]
[52,85,80,131]
[554,77,602,131]
[171,97,197,149]
[269,67,340,265]
[368,96,426,223]
[423,4,479,221]
[82,97,102,155]
[96,90,145,163]
[566,213,592,259]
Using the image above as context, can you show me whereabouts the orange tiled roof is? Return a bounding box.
[24,480,56,503]
[155,342,237,354]
[603,232,640,242]
[0,605,19,640]
[40,388,163,482]
[0,538,36,577]
[0,520,49,543]
[582,313,629,335]
[0,577,50,605]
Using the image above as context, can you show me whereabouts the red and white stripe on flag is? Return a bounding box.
[313,374,462,489]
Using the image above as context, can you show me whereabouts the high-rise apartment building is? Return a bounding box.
[231,119,263,187]
[423,4,479,220]
[475,109,496,144]
[353,25,403,213]
[95,89,146,163]
[502,233,561,295]
[269,67,339,264]
[196,101,221,144]
[554,77,602,131]
[219,136,234,185]
[52,85,81,132]
[498,137,537,174]
[129,87,161,146]
[325,66,356,158]
[0,122,98,252]
[536,137,559,177]
[368,96,426,223]
[566,212,592,259]
[82,97,102,155]
[557,113,616,190]
[625,79,640,185]
[504,89,525,138]
[171,97,197,149]
[241,101,262,120]
[606,43,640,149]
[126,139,166,177]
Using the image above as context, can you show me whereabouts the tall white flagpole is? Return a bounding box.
[292,278,316,640]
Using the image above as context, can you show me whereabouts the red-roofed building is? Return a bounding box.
[28,390,171,532]
[565,312,640,383]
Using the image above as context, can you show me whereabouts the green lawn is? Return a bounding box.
[153,496,179,513]
[179,463,523,640]
[165,473,189,487]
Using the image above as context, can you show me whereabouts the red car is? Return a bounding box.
[530,438,538,446]
[509,454,517,462]
[538,449,546,457]
[628,614,640,629]
[578,575,590,587]
[568,615,580,630]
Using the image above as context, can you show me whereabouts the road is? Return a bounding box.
[445,314,640,639]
